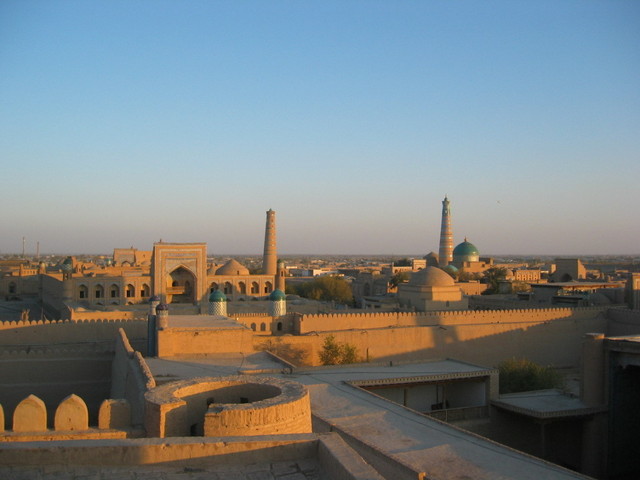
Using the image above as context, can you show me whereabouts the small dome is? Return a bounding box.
[156,303,169,312]
[443,264,459,275]
[408,266,455,287]
[269,289,286,301]
[453,239,479,258]
[61,257,74,272]
[215,259,250,276]
[209,290,227,302]
[424,251,440,267]
[149,295,161,303]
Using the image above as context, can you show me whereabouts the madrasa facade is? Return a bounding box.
[57,210,285,314]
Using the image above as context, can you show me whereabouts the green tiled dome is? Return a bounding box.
[269,289,286,301]
[453,239,479,257]
[209,290,227,302]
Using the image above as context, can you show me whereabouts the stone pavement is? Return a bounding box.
[0,459,322,480]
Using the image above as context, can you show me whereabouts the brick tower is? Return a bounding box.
[262,209,277,275]
[438,196,453,267]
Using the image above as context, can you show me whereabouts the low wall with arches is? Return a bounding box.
[0,394,137,441]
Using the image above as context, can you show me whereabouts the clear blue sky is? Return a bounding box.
[1,1,639,255]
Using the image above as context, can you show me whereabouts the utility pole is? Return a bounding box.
[22,236,26,258]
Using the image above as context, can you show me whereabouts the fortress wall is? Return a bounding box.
[70,309,144,321]
[0,435,321,467]
[606,308,640,336]
[296,307,609,334]
[296,312,425,333]
[0,318,147,349]
[157,327,255,357]
[0,353,113,429]
[111,329,155,427]
[0,394,136,442]
[0,321,147,429]
[278,308,609,367]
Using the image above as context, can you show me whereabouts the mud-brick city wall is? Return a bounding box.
[278,307,611,367]
[0,319,148,428]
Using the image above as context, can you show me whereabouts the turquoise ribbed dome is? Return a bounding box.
[209,290,227,302]
[453,239,479,258]
[269,289,286,301]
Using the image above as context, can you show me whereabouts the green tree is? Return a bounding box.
[319,335,360,365]
[482,267,508,294]
[295,276,354,304]
[458,271,481,282]
[389,271,410,289]
[395,258,411,267]
[497,358,563,394]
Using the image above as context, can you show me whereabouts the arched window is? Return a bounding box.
[8,282,17,294]
[260,323,266,332]
[277,322,283,331]
[264,281,273,294]
[125,284,135,298]
[95,284,104,299]
[224,282,232,295]
[251,282,259,294]
[141,284,150,297]
[210,282,218,293]
[238,282,246,294]
[250,323,256,331]
[78,285,88,299]
[110,284,120,298]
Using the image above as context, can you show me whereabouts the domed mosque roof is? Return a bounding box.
[269,289,286,301]
[215,259,250,276]
[443,264,459,275]
[61,256,74,273]
[409,266,455,287]
[453,238,479,258]
[209,290,227,302]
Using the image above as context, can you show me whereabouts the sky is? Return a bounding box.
[1,1,639,256]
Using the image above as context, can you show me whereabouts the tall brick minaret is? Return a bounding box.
[438,196,453,267]
[262,209,277,275]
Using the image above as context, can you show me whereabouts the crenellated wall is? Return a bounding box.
[0,318,147,351]
[0,394,136,442]
[278,307,613,368]
[295,306,610,334]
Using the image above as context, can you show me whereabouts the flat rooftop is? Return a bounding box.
[492,389,606,419]
[145,352,588,479]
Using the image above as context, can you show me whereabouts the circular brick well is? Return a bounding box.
[144,376,311,437]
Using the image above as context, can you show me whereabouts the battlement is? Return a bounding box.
[296,306,611,334]
[0,395,134,441]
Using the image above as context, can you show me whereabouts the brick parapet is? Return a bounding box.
[296,306,610,334]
